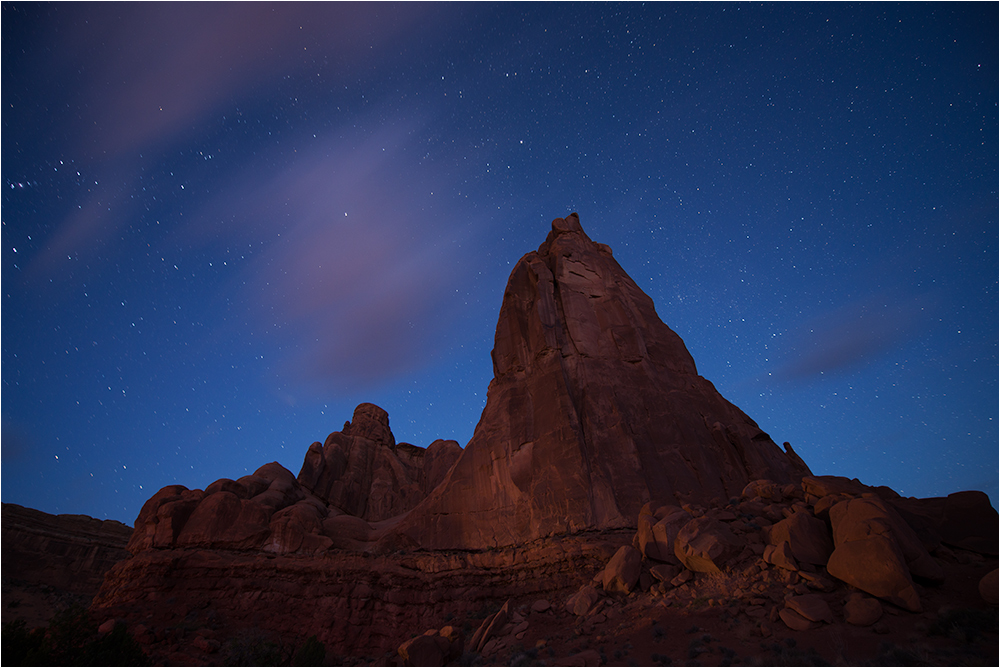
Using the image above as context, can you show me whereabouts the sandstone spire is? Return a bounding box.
[388,213,811,550]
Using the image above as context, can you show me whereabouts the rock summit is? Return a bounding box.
[387,213,810,549]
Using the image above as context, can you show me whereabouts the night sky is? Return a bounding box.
[3,3,997,524]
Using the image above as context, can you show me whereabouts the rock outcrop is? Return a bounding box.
[297,403,461,522]
[84,213,998,665]
[2,503,132,627]
[2,503,132,596]
[125,409,462,557]
[387,214,810,550]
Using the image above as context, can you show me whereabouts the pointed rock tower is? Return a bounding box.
[389,213,810,550]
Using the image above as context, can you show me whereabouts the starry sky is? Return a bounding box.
[3,3,997,523]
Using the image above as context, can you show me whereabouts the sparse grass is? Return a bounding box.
[223,629,294,666]
[291,635,325,667]
[928,607,999,644]
[1,606,150,667]
[747,639,828,667]
[871,641,935,666]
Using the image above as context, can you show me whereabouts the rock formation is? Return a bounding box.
[297,403,462,522]
[2,503,132,627]
[125,409,462,557]
[386,213,810,550]
[2,503,132,596]
[79,213,998,665]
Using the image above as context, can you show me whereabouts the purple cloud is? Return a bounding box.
[771,290,941,382]
[188,122,484,388]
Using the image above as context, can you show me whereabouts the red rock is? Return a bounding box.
[670,569,694,587]
[1,503,131,597]
[827,533,922,612]
[264,500,331,555]
[421,439,462,495]
[398,633,448,667]
[295,405,460,526]
[801,475,870,499]
[890,490,998,556]
[779,607,820,631]
[388,215,810,550]
[640,506,691,564]
[531,599,552,613]
[742,479,783,502]
[812,493,852,522]
[175,492,271,550]
[469,599,510,653]
[980,568,998,606]
[192,635,219,653]
[602,545,642,594]
[843,593,883,626]
[829,496,943,584]
[768,511,833,565]
[764,540,798,571]
[785,594,833,623]
[553,649,602,667]
[566,585,601,616]
[649,563,681,583]
[674,517,741,573]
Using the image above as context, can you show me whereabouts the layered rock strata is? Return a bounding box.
[91,534,622,660]
[2,503,131,595]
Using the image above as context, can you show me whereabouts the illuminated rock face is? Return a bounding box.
[389,213,811,550]
[296,403,462,522]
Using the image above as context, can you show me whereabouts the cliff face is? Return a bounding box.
[2,502,132,627]
[297,403,462,522]
[389,214,810,550]
[2,503,132,595]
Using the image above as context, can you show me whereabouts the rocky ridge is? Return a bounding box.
[2,503,132,627]
[77,214,998,665]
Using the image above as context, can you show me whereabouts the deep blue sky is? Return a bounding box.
[3,3,996,523]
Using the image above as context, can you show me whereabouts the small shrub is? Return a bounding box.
[292,635,325,666]
[928,607,998,644]
[1,608,150,667]
[224,629,290,666]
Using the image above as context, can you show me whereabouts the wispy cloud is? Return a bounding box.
[770,290,941,382]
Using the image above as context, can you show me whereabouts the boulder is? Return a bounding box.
[980,568,998,606]
[468,599,510,653]
[397,633,449,667]
[565,585,601,617]
[644,506,692,564]
[829,496,943,583]
[674,517,741,573]
[768,511,834,565]
[827,533,922,612]
[779,607,820,631]
[602,545,642,594]
[785,594,833,624]
[742,479,783,502]
[531,599,551,613]
[890,491,999,556]
[801,475,870,499]
[649,563,682,583]
[763,540,798,571]
[843,593,883,626]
